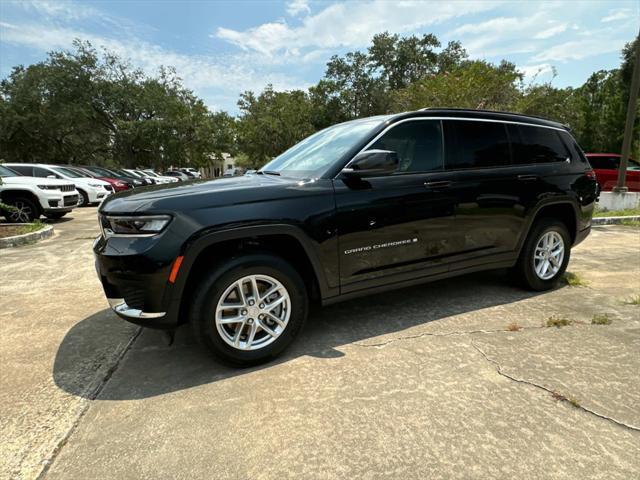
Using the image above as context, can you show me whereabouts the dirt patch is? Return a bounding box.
[0,225,25,238]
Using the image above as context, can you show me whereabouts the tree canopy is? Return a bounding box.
[1,34,638,171]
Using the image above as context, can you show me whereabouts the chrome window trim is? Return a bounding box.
[336,116,570,178]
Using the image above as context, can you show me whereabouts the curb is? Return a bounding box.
[592,215,640,225]
[0,224,54,248]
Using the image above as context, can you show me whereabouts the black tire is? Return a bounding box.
[4,196,40,223]
[190,253,308,366]
[513,218,571,291]
[77,189,89,207]
[45,212,67,219]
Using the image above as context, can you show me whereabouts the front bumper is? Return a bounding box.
[87,187,112,203]
[37,190,79,210]
[107,298,166,320]
[93,233,182,329]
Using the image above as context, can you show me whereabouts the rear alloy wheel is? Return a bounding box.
[5,197,39,223]
[191,254,308,366]
[513,218,571,291]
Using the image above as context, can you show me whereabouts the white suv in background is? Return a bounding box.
[6,163,113,206]
[180,167,201,178]
[0,164,79,222]
[141,169,179,184]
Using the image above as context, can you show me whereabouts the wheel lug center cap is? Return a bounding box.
[247,306,260,318]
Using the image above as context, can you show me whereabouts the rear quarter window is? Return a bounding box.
[508,124,569,164]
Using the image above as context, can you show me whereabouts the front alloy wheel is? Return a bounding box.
[215,274,291,351]
[191,254,308,366]
[6,198,39,223]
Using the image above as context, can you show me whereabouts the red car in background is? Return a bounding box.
[585,153,640,192]
[64,166,133,192]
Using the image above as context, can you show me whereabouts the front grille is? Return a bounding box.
[60,184,75,192]
[63,195,78,206]
[104,185,113,191]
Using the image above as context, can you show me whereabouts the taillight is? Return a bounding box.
[586,170,597,180]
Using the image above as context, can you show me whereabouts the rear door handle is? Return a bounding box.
[424,180,451,189]
[517,174,538,182]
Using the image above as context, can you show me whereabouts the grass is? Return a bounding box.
[546,315,572,328]
[620,219,640,227]
[563,272,589,287]
[593,206,640,217]
[624,294,640,306]
[591,313,612,325]
[506,322,522,332]
[552,391,581,408]
[16,220,45,235]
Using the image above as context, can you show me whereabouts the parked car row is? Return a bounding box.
[585,153,640,192]
[1,162,202,223]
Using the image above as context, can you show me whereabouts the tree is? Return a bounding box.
[0,40,226,169]
[235,86,315,167]
[391,60,522,112]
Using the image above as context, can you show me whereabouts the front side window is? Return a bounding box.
[33,167,58,178]
[510,124,568,164]
[444,120,510,169]
[368,120,443,173]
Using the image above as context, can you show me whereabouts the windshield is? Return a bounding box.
[53,167,83,178]
[260,116,389,178]
[0,165,20,177]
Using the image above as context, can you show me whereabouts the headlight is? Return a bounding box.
[37,185,60,190]
[88,183,104,188]
[133,180,143,185]
[102,215,172,236]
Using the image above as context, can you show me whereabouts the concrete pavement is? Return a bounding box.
[1,209,639,479]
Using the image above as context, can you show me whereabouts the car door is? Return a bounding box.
[334,119,458,292]
[442,119,532,268]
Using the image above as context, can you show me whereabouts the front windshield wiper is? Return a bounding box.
[260,170,281,176]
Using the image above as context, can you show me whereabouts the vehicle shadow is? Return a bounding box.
[53,270,553,400]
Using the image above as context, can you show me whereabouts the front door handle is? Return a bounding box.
[517,174,538,182]
[424,180,451,189]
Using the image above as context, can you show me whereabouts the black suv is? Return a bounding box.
[94,108,598,365]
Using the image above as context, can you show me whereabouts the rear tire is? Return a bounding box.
[4,197,40,223]
[513,218,571,291]
[190,253,308,366]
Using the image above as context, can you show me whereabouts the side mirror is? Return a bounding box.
[341,150,398,178]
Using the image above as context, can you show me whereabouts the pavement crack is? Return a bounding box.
[471,341,640,433]
[36,327,142,480]
[352,325,546,348]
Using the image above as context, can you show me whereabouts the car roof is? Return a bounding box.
[386,108,569,130]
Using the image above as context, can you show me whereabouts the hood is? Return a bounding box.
[71,177,110,186]
[100,173,305,213]
[1,176,75,188]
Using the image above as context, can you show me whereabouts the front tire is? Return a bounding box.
[514,218,571,291]
[190,254,308,366]
[76,189,89,207]
[4,197,40,223]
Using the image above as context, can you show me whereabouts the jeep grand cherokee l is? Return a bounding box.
[94,108,598,366]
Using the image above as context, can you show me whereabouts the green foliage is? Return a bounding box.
[546,316,572,327]
[563,272,589,287]
[591,314,612,325]
[0,40,234,170]
[0,32,638,170]
[235,86,315,169]
[391,60,522,111]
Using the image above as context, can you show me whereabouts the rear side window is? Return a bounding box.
[8,165,33,176]
[444,120,510,169]
[559,131,588,164]
[509,124,569,164]
[369,120,443,173]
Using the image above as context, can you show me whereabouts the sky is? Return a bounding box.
[0,0,638,113]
